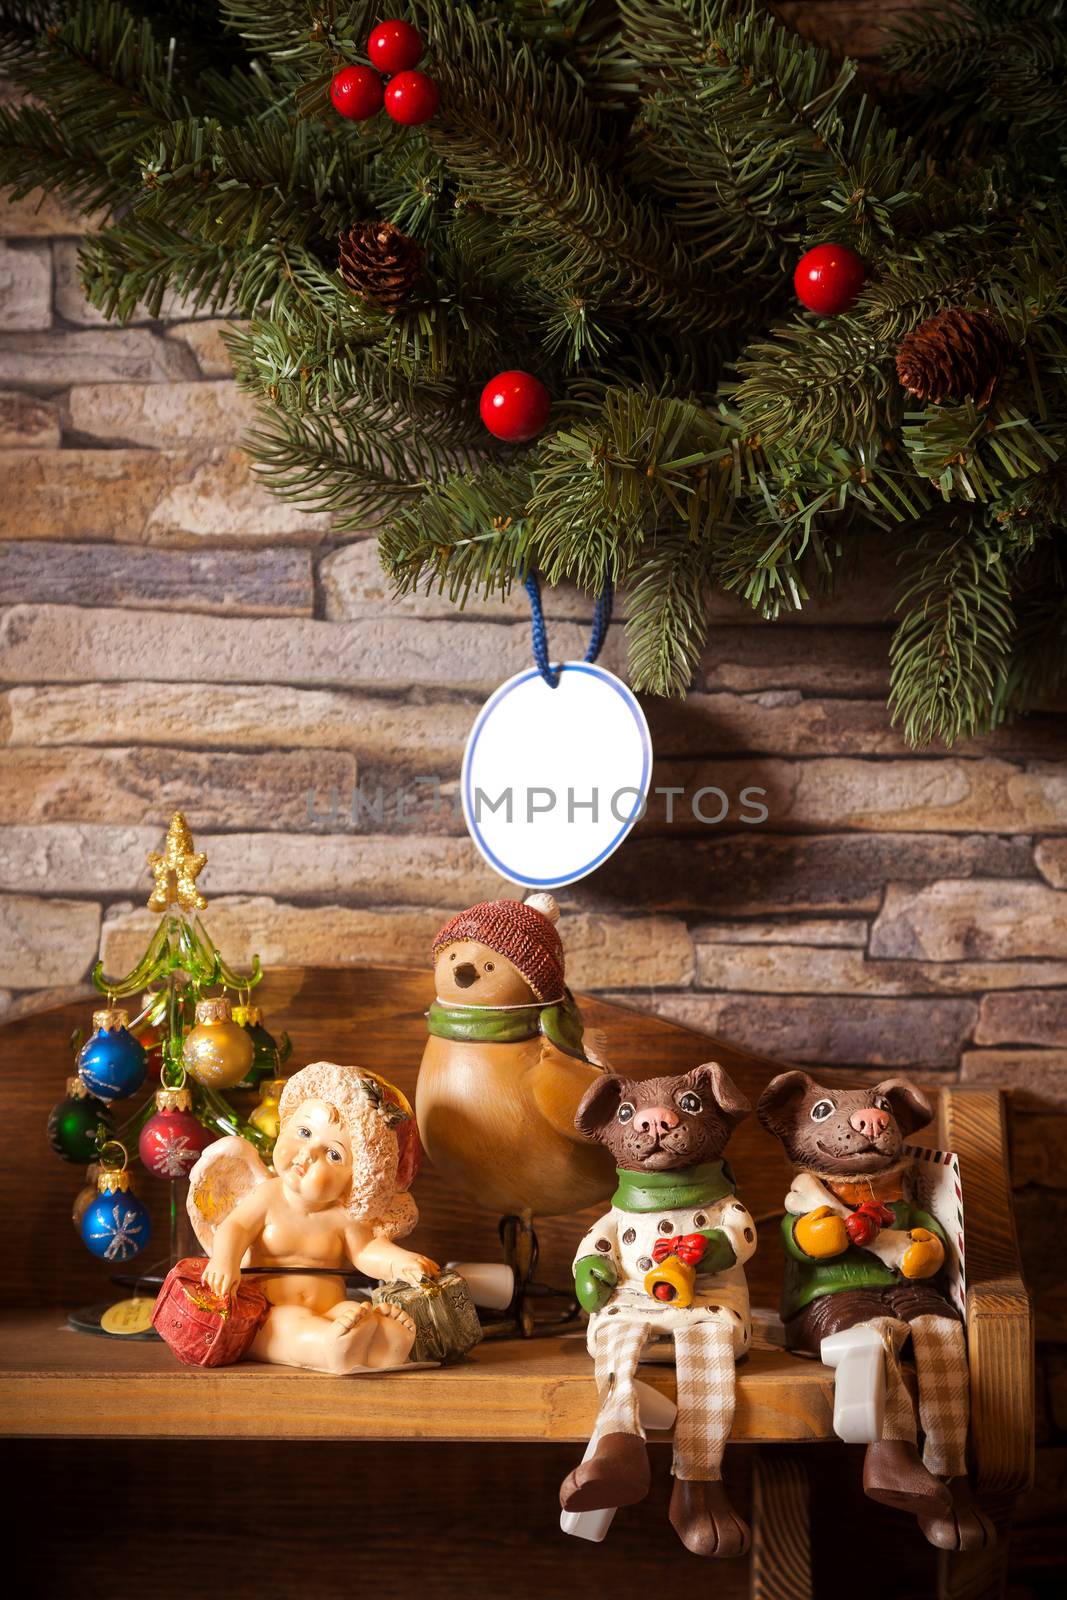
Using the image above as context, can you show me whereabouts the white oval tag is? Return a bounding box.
[462,662,652,889]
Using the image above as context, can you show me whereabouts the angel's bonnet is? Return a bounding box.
[188,1060,421,1252]
[279,1059,420,1237]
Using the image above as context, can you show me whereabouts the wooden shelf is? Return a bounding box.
[0,1313,835,1443]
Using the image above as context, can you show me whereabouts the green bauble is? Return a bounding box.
[232,1004,280,1090]
[47,1077,113,1163]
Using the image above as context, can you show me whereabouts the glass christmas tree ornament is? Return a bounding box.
[77,1007,147,1102]
[72,1163,103,1233]
[248,1075,288,1145]
[138,1085,212,1180]
[182,997,255,1090]
[232,1002,281,1090]
[47,1075,114,1163]
[81,1162,151,1262]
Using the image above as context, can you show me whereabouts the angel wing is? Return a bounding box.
[186,1135,270,1255]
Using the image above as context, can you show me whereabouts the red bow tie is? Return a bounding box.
[651,1232,707,1267]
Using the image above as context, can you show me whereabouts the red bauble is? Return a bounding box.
[383,69,439,126]
[139,1104,212,1180]
[479,370,551,442]
[330,65,384,121]
[794,243,866,315]
[136,1021,165,1078]
[368,19,423,74]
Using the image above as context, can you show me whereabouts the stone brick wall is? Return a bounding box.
[1,2,1066,1572]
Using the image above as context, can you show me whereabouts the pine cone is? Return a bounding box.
[895,306,1012,407]
[338,221,423,314]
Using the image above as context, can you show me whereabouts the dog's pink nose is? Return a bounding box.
[850,1107,890,1140]
[634,1105,680,1137]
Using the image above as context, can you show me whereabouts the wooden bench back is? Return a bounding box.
[4,966,941,1311]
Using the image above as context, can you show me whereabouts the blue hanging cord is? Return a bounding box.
[523,571,614,688]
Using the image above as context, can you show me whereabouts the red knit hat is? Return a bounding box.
[432,894,565,1002]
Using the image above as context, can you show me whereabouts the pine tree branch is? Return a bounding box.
[379,462,536,605]
[901,398,1060,503]
[732,320,894,453]
[527,387,740,593]
[135,114,373,251]
[994,581,1067,720]
[416,6,724,344]
[889,517,1017,746]
[244,370,483,527]
[625,535,716,695]
[0,101,119,214]
[885,1,1067,176]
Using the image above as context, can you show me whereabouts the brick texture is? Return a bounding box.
[5,3,1062,1575]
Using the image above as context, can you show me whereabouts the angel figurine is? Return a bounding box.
[184,1060,439,1373]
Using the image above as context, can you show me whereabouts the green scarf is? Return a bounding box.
[426,992,588,1061]
[611,1159,735,1214]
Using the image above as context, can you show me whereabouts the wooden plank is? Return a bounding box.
[939,1088,1034,1499]
[0,1313,836,1442]
[7,1435,757,1600]
[750,1450,813,1600]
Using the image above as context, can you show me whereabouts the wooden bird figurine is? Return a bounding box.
[415,894,616,1221]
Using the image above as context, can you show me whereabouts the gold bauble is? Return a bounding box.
[72,1162,102,1232]
[182,997,254,1089]
[249,1076,288,1144]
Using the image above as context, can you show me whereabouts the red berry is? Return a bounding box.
[383,69,439,126]
[479,370,551,442]
[368,19,423,74]
[330,65,384,122]
[794,243,866,315]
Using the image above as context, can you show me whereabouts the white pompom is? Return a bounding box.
[524,891,560,925]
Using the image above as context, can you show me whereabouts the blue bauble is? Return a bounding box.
[77,1010,147,1103]
[81,1183,151,1262]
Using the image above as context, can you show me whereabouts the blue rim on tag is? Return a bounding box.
[462,661,653,889]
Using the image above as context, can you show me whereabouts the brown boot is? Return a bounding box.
[669,1477,750,1558]
[918,1476,997,1551]
[863,1440,953,1516]
[560,1431,651,1512]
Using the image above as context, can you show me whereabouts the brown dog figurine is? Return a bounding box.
[757,1070,994,1551]
[560,1064,755,1557]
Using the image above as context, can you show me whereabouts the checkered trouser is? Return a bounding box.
[591,1316,736,1483]
[865,1313,969,1479]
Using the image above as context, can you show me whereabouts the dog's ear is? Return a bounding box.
[685,1061,750,1125]
[757,1070,819,1142]
[574,1072,624,1141]
[874,1078,933,1137]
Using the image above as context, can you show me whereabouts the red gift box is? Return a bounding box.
[151,1256,269,1367]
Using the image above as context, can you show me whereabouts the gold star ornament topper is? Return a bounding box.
[147,812,208,913]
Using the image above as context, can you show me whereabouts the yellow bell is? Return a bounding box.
[644,1255,696,1308]
[249,1076,288,1144]
[182,997,254,1089]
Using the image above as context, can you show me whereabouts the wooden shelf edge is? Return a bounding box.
[0,1316,836,1445]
